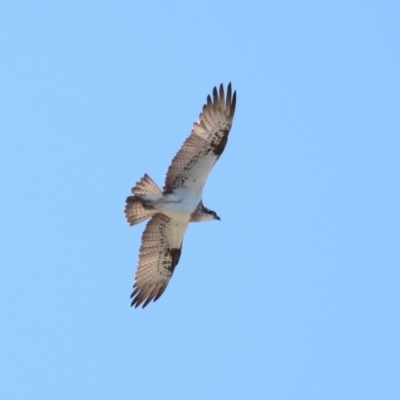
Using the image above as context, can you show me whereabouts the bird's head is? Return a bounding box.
[203,207,220,221]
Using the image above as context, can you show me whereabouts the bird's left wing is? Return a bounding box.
[130,214,189,308]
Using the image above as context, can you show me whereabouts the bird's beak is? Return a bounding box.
[215,215,221,221]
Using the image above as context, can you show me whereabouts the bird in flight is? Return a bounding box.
[124,83,237,308]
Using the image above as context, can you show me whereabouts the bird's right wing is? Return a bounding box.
[163,83,236,193]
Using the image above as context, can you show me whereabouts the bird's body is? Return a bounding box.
[149,186,203,218]
[124,83,236,308]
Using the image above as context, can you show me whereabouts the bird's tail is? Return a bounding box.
[124,174,163,226]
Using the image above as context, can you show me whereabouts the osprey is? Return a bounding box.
[124,83,237,308]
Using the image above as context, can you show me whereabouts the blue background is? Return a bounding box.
[1,2,399,399]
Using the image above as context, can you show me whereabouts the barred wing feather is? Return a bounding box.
[163,83,236,193]
[130,214,188,308]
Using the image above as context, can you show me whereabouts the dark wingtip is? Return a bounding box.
[130,284,167,309]
[130,294,145,308]
[216,82,235,119]
[230,88,236,118]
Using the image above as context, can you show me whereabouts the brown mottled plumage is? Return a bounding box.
[125,83,236,308]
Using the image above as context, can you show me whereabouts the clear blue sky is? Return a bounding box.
[1,2,399,399]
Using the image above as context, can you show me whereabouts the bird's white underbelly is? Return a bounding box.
[156,186,202,219]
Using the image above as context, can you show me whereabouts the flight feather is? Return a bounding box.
[130,214,188,308]
[125,83,237,308]
[163,83,236,193]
